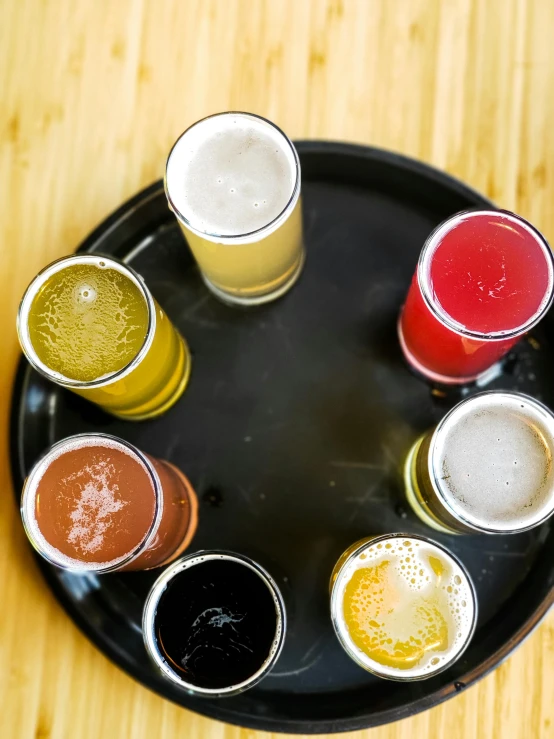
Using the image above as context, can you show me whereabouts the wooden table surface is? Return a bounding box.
[1,1,554,737]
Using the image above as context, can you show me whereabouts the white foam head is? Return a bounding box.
[331,536,476,679]
[21,434,157,572]
[165,112,299,241]
[432,392,554,532]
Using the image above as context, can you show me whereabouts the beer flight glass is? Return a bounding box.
[399,210,554,385]
[165,111,304,306]
[143,551,286,696]
[17,111,554,692]
[18,254,191,420]
[404,391,554,535]
[21,433,198,572]
[330,534,477,680]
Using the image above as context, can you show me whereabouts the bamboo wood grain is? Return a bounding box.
[1,1,553,737]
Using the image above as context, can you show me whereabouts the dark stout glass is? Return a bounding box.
[143,552,286,696]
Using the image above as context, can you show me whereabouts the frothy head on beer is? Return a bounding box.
[165,112,297,238]
[433,392,554,532]
[332,535,476,679]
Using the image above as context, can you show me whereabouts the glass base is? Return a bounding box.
[112,335,192,421]
[397,319,503,387]
[403,438,459,535]
[202,250,305,307]
[153,462,199,568]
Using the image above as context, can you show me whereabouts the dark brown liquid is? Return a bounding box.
[126,457,197,571]
[35,443,155,565]
[155,560,279,689]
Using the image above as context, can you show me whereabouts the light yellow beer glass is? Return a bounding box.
[330,534,477,681]
[17,254,191,420]
[165,112,304,306]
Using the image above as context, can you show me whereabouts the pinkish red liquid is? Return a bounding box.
[399,211,553,382]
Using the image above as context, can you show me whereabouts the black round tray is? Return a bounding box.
[11,142,554,734]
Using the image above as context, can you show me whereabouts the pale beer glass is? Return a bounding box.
[404,391,554,534]
[165,112,304,306]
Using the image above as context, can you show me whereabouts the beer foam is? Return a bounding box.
[333,537,475,679]
[22,435,155,571]
[144,553,285,694]
[434,393,554,531]
[166,113,298,239]
[175,554,284,666]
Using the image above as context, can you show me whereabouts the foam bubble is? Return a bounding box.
[333,537,475,679]
[166,113,297,238]
[66,461,127,554]
[22,435,155,571]
[434,393,554,531]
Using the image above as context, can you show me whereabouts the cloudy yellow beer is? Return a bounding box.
[18,255,190,420]
[165,112,304,306]
[330,535,477,680]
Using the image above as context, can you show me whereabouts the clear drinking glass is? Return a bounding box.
[143,550,286,696]
[17,254,191,420]
[404,391,554,534]
[398,210,554,385]
[21,433,198,572]
[330,534,477,681]
[165,112,304,306]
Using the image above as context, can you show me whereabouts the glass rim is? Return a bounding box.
[164,111,301,244]
[17,254,156,389]
[417,209,554,341]
[142,549,287,697]
[428,390,554,534]
[329,533,478,682]
[20,432,164,573]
